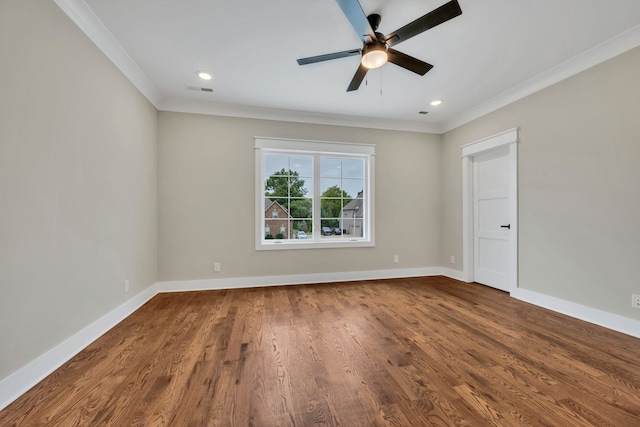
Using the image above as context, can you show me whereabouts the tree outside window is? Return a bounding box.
[256,138,374,250]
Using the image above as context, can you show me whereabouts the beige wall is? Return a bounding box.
[441,46,640,320]
[4,0,640,396]
[158,112,442,281]
[0,0,158,380]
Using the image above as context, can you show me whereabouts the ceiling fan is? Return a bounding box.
[297,0,462,92]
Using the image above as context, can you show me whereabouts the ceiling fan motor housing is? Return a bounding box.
[367,13,382,31]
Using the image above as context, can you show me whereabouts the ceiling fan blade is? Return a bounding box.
[347,63,368,92]
[387,49,433,75]
[297,49,361,66]
[334,0,377,42]
[384,0,462,47]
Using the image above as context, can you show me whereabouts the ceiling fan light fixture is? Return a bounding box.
[296,0,462,91]
[361,42,388,69]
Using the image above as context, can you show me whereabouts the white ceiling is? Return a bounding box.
[56,0,640,133]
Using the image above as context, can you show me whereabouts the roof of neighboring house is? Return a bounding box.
[264,198,290,216]
[341,195,363,218]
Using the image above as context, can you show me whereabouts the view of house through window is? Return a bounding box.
[320,157,364,238]
[263,153,313,240]
[256,138,374,249]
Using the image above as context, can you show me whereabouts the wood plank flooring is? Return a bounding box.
[1,276,639,426]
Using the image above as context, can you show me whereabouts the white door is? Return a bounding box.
[473,147,511,291]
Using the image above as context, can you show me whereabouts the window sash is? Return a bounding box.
[255,137,375,250]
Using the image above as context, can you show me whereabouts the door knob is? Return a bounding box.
[500,224,511,229]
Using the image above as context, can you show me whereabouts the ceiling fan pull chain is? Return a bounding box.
[380,68,383,96]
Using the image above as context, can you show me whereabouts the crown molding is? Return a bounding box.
[54,0,640,135]
[440,23,640,133]
[50,0,439,134]
[53,0,163,107]
[158,98,442,133]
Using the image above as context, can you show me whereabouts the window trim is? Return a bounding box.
[255,137,375,250]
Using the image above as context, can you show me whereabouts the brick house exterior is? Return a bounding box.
[264,199,292,239]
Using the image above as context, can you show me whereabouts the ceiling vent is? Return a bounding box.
[187,86,214,93]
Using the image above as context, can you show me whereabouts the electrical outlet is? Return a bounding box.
[124,279,130,293]
[214,262,221,272]
[450,255,455,264]
[393,255,399,264]
[632,294,640,309]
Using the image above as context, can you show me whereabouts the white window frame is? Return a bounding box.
[255,137,375,250]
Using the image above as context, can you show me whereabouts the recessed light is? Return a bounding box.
[197,71,213,80]
[430,100,442,106]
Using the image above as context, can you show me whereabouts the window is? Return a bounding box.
[255,137,375,250]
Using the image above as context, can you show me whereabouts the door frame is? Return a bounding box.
[461,128,518,293]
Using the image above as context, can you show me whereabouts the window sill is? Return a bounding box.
[256,239,374,251]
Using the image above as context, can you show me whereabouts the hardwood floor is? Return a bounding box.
[1,276,639,426]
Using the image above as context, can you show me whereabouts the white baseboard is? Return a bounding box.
[512,288,640,339]
[441,267,466,282]
[0,284,158,411]
[0,267,440,411]
[3,269,639,412]
[157,267,444,293]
